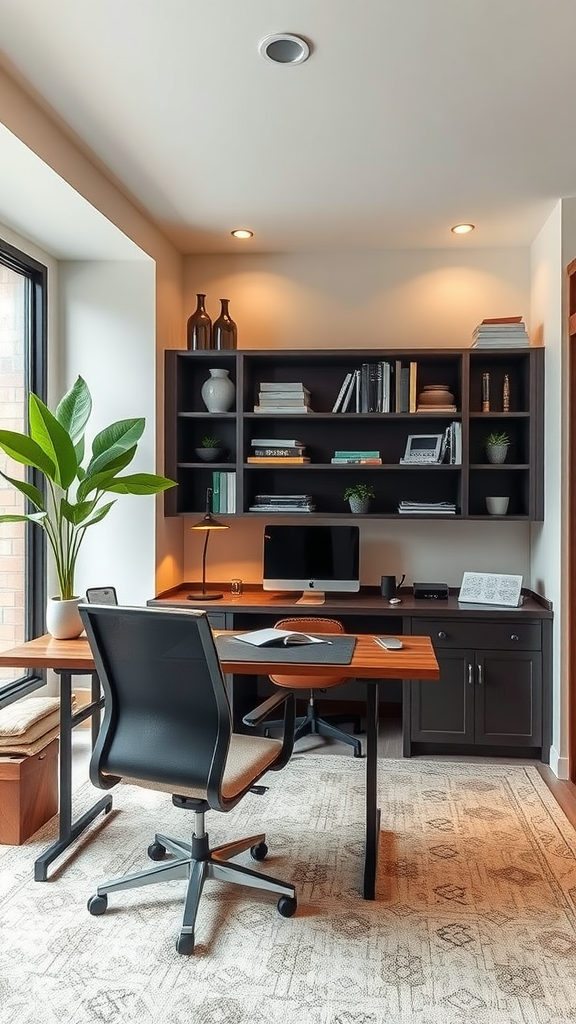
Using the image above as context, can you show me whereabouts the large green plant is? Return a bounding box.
[0,376,175,600]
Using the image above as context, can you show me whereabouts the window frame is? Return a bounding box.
[0,237,47,702]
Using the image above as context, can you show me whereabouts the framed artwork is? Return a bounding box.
[458,571,523,607]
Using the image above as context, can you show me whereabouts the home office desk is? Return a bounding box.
[0,631,438,898]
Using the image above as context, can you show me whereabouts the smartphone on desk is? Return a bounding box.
[85,586,118,606]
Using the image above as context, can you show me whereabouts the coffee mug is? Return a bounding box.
[380,573,406,598]
[486,496,509,516]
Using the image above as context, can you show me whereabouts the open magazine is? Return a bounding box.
[233,627,331,648]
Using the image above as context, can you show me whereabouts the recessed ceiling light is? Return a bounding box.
[231,229,253,240]
[259,33,310,65]
[451,223,475,235]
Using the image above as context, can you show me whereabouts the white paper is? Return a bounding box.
[233,627,329,647]
[458,572,523,607]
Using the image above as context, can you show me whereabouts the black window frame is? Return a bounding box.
[0,237,47,703]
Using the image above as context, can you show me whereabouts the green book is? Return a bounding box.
[333,450,380,457]
[212,470,220,513]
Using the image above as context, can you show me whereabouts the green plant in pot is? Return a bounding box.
[484,430,510,465]
[194,435,225,462]
[0,376,175,638]
[344,483,375,513]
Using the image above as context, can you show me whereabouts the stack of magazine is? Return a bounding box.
[398,501,457,515]
[249,494,316,513]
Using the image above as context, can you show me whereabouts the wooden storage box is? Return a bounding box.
[0,738,59,844]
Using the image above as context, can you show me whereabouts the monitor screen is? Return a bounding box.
[263,524,360,596]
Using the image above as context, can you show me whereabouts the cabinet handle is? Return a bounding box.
[438,631,447,639]
[468,663,473,685]
[477,664,483,685]
[510,634,519,642]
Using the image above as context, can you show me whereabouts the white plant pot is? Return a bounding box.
[46,596,83,639]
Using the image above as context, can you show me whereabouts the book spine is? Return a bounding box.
[212,471,220,513]
[333,451,380,457]
[331,458,382,464]
[252,447,304,456]
[247,457,310,463]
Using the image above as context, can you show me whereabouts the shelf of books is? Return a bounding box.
[164,346,543,520]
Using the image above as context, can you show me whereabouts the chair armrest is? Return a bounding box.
[242,689,292,727]
[242,690,295,770]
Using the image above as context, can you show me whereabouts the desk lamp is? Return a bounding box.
[187,487,229,601]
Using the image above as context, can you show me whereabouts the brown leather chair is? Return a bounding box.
[264,617,363,757]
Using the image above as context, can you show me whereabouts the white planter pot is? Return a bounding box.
[46,596,83,639]
[348,497,370,514]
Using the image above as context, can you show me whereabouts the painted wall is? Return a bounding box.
[182,249,532,589]
[0,65,186,596]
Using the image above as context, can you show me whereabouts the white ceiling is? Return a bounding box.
[0,0,574,255]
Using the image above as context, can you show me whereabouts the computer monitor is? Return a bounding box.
[263,524,360,605]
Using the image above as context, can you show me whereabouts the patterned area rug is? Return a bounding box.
[2,755,576,1024]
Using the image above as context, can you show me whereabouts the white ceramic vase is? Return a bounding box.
[201,368,235,413]
[46,596,83,639]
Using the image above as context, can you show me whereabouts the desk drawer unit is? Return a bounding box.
[412,619,541,651]
[406,616,544,757]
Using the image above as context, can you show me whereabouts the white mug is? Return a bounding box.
[486,496,509,515]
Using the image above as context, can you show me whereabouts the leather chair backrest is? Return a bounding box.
[79,604,231,797]
[269,616,349,689]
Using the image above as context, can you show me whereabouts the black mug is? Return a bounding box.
[380,573,406,598]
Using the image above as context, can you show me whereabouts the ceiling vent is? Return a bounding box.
[259,34,310,65]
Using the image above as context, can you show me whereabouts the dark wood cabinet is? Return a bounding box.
[405,616,545,756]
[164,346,544,521]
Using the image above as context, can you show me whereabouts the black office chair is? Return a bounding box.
[79,603,297,955]
[264,617,363,758]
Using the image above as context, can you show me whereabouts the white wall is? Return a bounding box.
[183,247,533,589]
[59,260,157,604]
[529,201,572,777]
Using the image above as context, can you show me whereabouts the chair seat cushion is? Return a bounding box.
[119,733,283,802]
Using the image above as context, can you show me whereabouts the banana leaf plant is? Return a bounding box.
[0,376,175,600]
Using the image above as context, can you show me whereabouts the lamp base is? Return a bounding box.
[187,592,223,601]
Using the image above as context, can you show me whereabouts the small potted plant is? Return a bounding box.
[344,483,375,514]
[195,436,225,462]
[484,430,510,464]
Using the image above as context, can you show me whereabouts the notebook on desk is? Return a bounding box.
[215,634,357,665]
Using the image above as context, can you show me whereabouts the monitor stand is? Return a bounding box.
[296,591,326,605]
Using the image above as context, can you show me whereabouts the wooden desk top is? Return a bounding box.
[150,584,552,620]
[0,632,439,681]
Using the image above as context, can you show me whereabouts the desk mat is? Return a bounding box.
[215,634,357,665]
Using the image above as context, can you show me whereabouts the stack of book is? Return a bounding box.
[471,316,530,348]
[398,501,457,515]
[254,382,313,413]
[247,437,309,464]
[211,471,236,513]
[248,494,315,513]
[330,449,382,465]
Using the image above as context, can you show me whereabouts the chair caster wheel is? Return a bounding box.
[87,894,108,916]
[147,841,166,861]
[277,895,297,918]
[176,931,195,955]
[250,841,268,861]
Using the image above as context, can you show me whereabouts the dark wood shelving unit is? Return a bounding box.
[164,347,544,520]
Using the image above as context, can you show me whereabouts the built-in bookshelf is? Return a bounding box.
[164,348,544,520]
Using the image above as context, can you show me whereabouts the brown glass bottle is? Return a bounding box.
[186,293,212,350]
[212,299,237,350]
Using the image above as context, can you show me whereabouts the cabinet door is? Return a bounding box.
[411,648,475,744]
[474,650,542,746]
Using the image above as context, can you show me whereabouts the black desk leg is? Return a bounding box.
[363,680,380,899]
[34,669,112,881]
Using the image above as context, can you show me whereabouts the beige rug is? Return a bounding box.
[2,755,576,1024]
